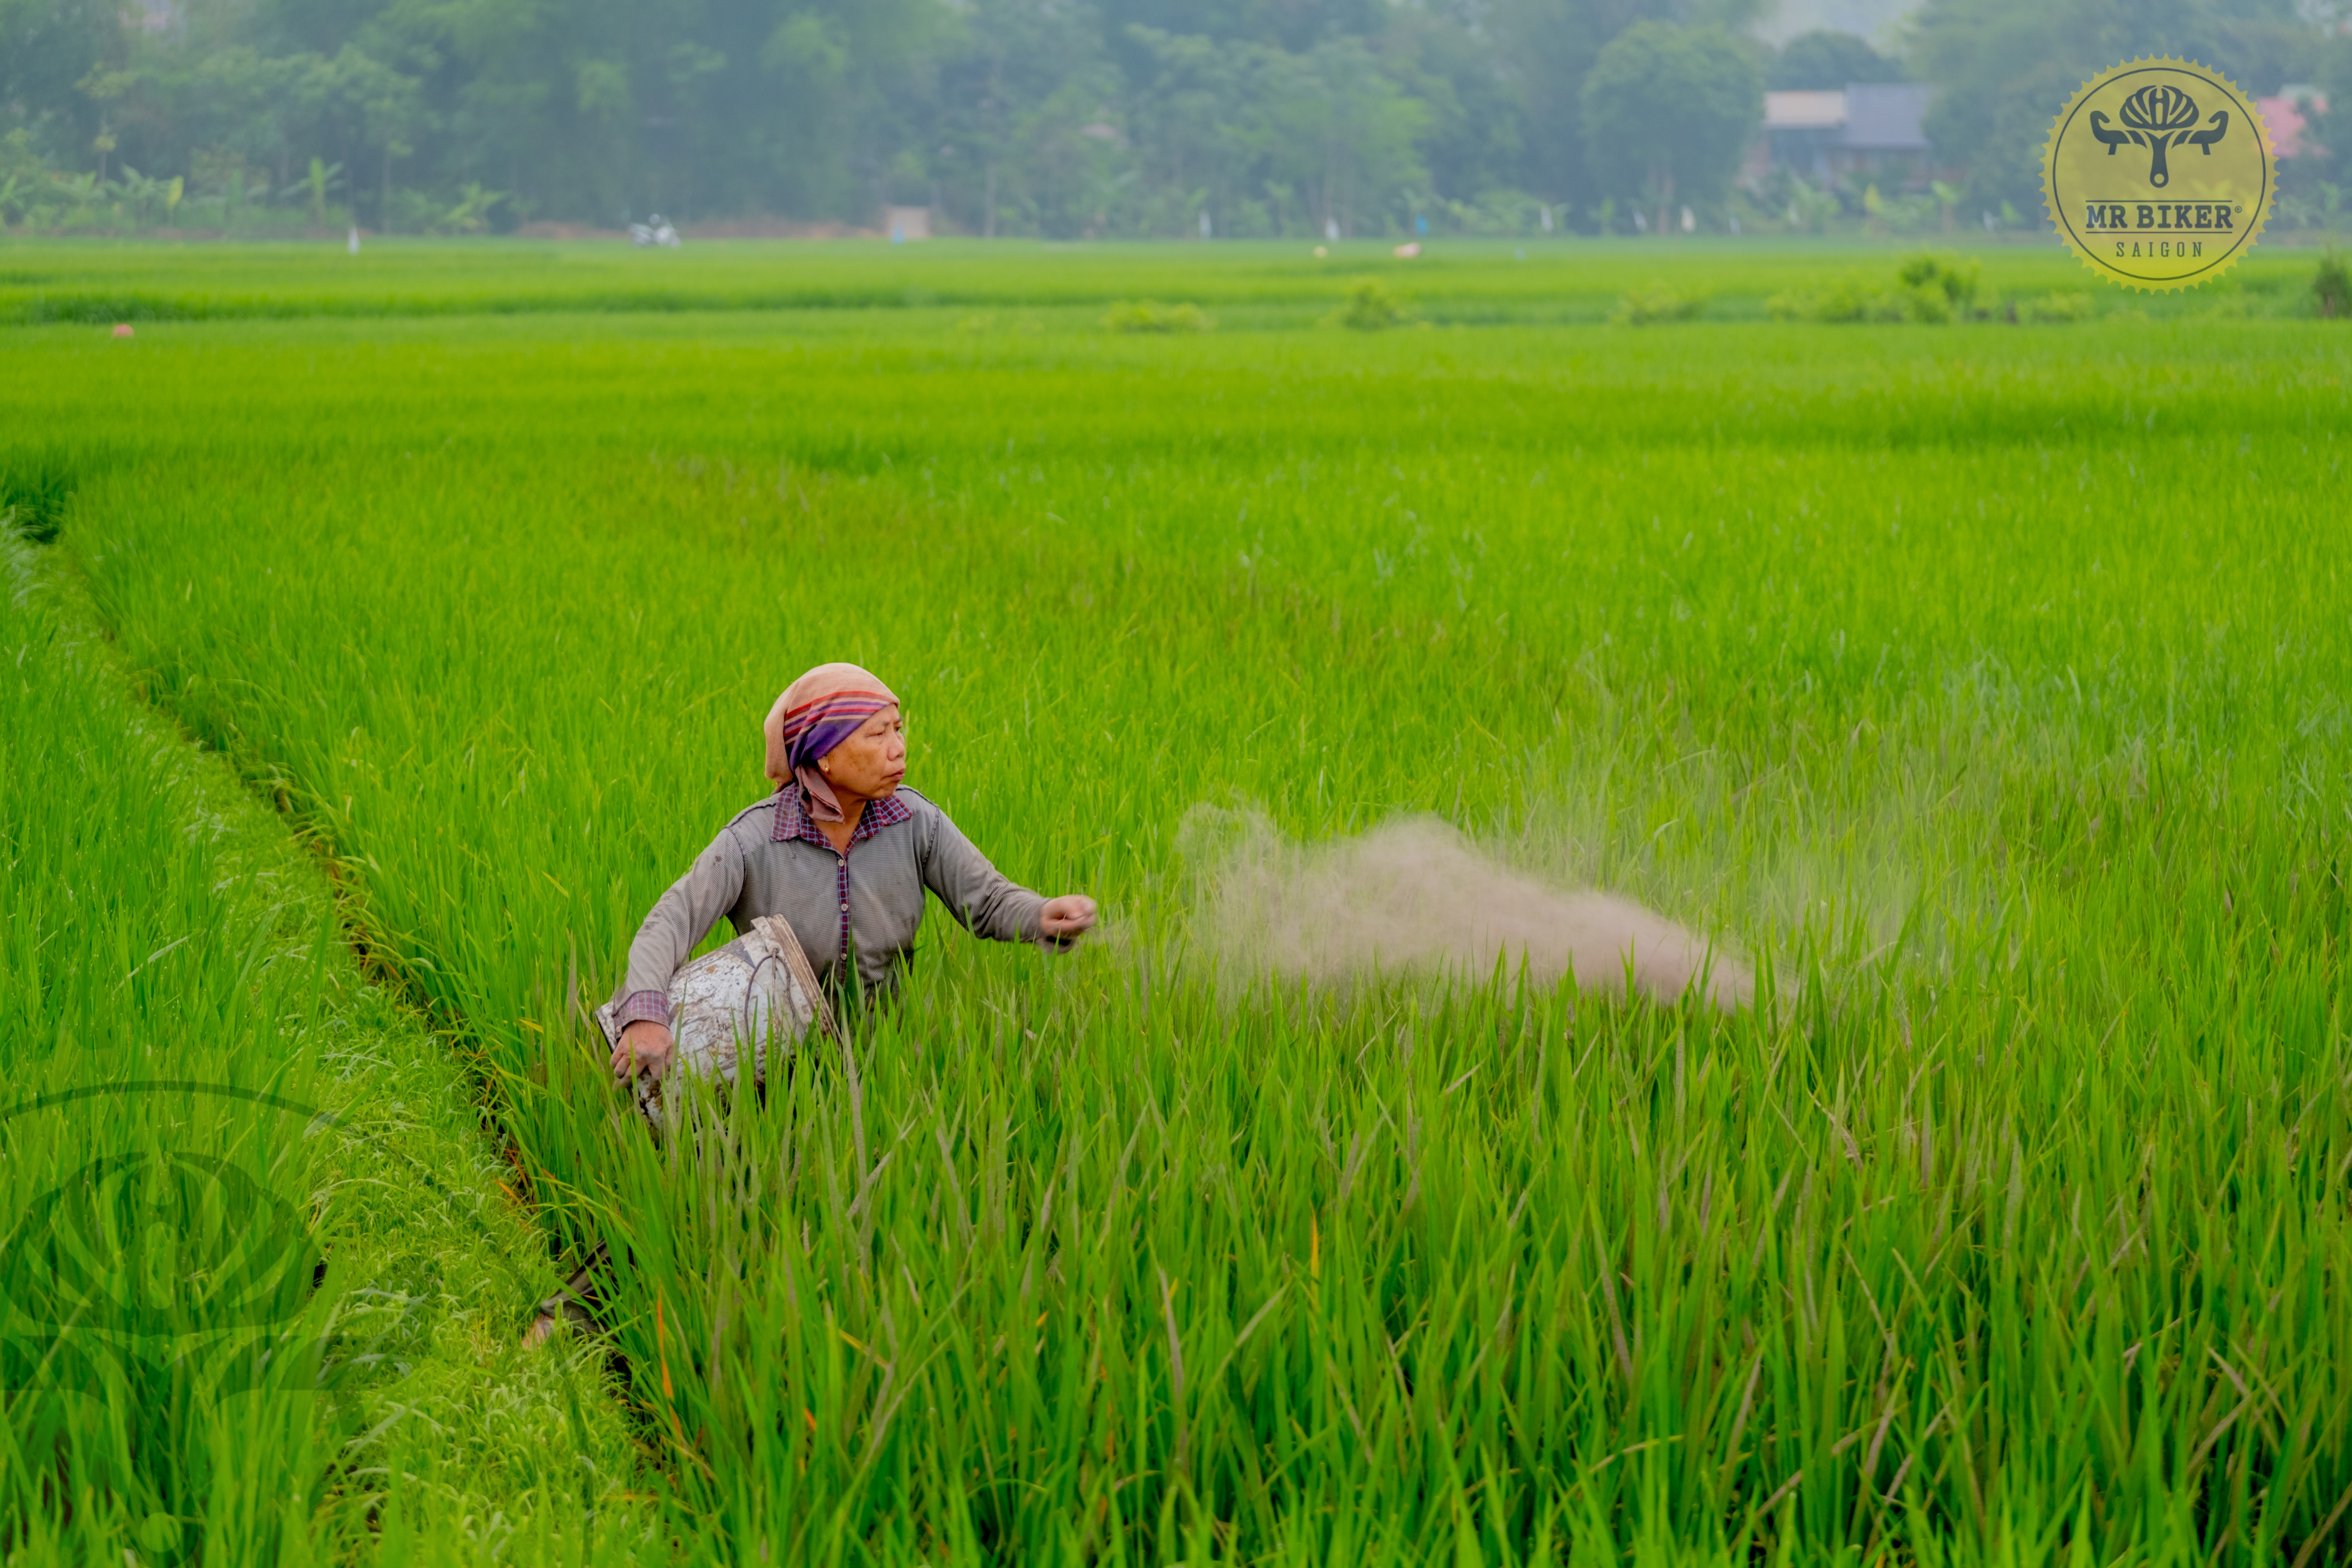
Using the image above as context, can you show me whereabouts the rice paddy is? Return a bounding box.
[4,237,2349,1565]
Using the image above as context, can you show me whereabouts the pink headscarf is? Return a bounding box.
[762,662,900,822]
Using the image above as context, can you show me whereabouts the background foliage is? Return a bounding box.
[2,0,2346,236]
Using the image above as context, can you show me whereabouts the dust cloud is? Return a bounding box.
[1182,810,1753,1011]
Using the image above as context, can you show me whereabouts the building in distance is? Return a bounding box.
[1754,83,1935,184]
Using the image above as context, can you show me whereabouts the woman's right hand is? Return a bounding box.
[611,1020,674,1082]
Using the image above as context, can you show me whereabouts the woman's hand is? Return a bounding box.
[611,1020,674,1082]
[1040,894,1098,942]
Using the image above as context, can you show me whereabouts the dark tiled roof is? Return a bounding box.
[1839,84,1933,151]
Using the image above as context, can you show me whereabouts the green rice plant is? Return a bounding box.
[1607,280,1706,325]
[1897,251,1981,309]
[3,248,2349,1562]
[0,452,75,542]
[2018,290,2095,323]
[0,237,2317,326]
[1765,276,1902,322]
[1331,274,1409,328]
[2315,251,2351,319]
[1102,298,1213,332]
[1773,254,1983,325]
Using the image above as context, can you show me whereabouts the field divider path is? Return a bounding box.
[3,535,665,1566]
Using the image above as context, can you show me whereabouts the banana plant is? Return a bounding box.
[48,168,107,226]
[304,158,345,225]
[441,181,505,234]
[1930,180,1963,233]
[115,165,182,227]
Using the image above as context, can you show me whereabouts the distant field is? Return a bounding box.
[5,242,2350,1565]
[0,235,2332,325]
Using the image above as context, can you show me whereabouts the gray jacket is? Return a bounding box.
[611,786,1046,1022]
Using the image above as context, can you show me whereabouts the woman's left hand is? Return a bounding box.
[1040,894,1098,942]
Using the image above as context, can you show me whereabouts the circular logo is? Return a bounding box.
[2044,58,2272,289]
[4,1152,320,1339]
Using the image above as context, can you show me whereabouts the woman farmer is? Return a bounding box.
[604,660,1099,1084]
[529,663,1096,1345]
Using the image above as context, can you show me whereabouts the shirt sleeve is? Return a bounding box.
[609,822,750,1029]
[917,804,1047,945]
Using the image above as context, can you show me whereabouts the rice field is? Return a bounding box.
[0,236,2331,326]
[5,239,2350,1565]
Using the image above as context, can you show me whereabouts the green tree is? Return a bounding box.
[1115,26,1425,237]
[0,0,118,159]
[321,45,424,227]
[11,0,2320,236]
[1493,0,1606,213]
[936,0,1121,237]
[1123,28,1231,233]
[1580,19,1760,232]
[1375,1,1527,213]
[2319,37,2352,175]
[1911,0,2308,216]
[1258,36,1429,236]
[1770,29,1902,90]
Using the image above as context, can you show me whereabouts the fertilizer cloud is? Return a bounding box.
[1181,810,1752,1011]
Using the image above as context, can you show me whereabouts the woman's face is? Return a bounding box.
[819,706,906,801]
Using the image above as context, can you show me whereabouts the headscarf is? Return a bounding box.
[762,662,900,822]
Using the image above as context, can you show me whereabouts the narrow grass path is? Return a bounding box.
[0,537,665,1565]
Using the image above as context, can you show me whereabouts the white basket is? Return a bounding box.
[596,915,834,1122]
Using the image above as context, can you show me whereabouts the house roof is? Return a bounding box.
[1763,84,1935,151]
[1764,90,1848,131]
[1840,84,1932,151]
[2255,94,2327,158]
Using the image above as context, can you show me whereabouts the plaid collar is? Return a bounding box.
[773,784,913,847]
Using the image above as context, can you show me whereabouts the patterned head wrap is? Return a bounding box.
[762,662,901,822]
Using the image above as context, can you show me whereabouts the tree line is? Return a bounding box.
[0,0,2338,236]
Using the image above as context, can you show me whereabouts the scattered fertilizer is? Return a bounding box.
[1184,809,1752,1010]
